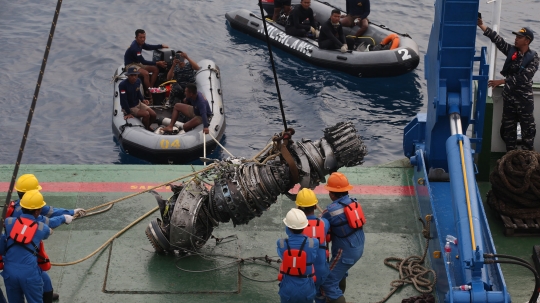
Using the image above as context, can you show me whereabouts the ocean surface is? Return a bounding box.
[1,0,538,166]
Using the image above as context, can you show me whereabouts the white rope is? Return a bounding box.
[210,133,234,157]
[203,132,207,166]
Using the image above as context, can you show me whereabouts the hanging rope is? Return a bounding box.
[2,0,64,234]
[487,150,540,219]
[257,0,288,131]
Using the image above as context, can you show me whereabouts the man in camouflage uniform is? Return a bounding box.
[478,18,539,151]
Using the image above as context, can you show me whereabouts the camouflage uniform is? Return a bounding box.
[168,62,196,105]
[484,27,539,151]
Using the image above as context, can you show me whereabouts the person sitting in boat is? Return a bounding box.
[124,29,169,99]
[340,0,370,37]
[285,0,319,38]
[273,0,291,24]
[163,83,212,134]
[165,51,200,105]
[119,67,157,131]
[319,9,348,53]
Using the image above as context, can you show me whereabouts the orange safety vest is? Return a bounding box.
[6,217,51,271]
[278,238,316,282]
[5,201,16,218]
[302,219,329,258]
[338,201,366,229]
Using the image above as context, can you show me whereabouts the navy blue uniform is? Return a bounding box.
[187,92,213,128]
[346,0,370,19]
[0,215,51,303]
[119,78,144,115]
[11,199,73,228]
[277,234,319,303]
[319,195,365,302]
[124,40,163,66]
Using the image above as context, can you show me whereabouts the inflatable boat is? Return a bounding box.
[111,52,226,164]
[226,0,420,77]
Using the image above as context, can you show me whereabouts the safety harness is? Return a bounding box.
[5,217,51,271]
[302,218,330,258]
[331,200,366,238]
[501,46,537,77]
[5,201,17,218]
[278,238,316,281]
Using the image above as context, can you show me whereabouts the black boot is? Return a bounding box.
[53,292,60,301]
[43,291,53,303]
[328,295,346,303]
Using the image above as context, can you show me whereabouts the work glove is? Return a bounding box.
[314,30,320,38]
[310,26,317,36]
[354,18,361,26]
[340,44,348,53]
[74,208,87,217]
[63,215,73,224]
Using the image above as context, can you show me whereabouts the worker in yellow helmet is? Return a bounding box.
[318,172,365,303]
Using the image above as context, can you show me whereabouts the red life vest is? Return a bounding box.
[0,255,3,270]
[6,201,15,218]
[277,238,315,282]
[302,219,329,258]
[338,201,366,229]
[6,217,51,271]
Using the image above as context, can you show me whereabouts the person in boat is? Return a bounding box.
[285,0,319,38]
[319,172,365,303]
[0,190,52,303]
[319,9,348,53]
[291,189,330,303]
[273,0,292,23]
[340,0,370,38]
[478,18,539,151]
[166,51,200,105]
[124,29,169,99]
[120,67,157,131]
[277,208,320,303]
[162,83,212,134]
[6,174,87,303]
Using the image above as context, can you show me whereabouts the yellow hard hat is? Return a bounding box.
[14,174,42,192]
[20,190,46,210]
[324,172,353,192]
[283,208,308,229]
[295,188,318,207]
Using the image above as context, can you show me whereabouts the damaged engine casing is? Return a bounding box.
[146,122,367,252]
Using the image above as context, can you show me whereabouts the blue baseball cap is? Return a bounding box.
[126,66,140,75]
[512,27,534,42]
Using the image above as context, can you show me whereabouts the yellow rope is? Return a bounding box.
[51,206,158,266]
[459,139,476,249]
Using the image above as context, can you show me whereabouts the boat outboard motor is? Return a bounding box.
[148,121,368,252]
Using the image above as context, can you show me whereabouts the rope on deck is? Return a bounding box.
[487,150,540,219]
[374,216,436,303]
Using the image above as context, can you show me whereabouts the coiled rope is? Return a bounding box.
[487,150,540,219]
[2,0,64,233]
[375,216,436,303]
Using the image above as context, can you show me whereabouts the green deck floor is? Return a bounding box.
[0,162,537,302]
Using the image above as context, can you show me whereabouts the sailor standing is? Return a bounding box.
[277,208,320,303]
[319,172,366,303]
[0,190,52,303]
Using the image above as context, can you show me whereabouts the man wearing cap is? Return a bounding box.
[478,18,539,151]
[0,190,52,303]
[291,188,330,303]
[124,29,168,98]
[277,208,320,303]
[119,66,157,131]
[166,51,201,105]
[319,172,365,303]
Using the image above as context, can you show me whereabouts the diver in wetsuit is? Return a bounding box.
[285,0,319,38]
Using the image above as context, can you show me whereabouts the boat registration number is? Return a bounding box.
[160,139,180,149]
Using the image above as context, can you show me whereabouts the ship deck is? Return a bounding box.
[0,162,536,303]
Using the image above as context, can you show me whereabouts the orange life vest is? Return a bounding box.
[302,219,329,258]
[6,217,51,271]
[6,201,16,218]
[338,201,366,229]
[278,238,315,282]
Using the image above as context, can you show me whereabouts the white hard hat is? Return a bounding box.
[283,208,309,229]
